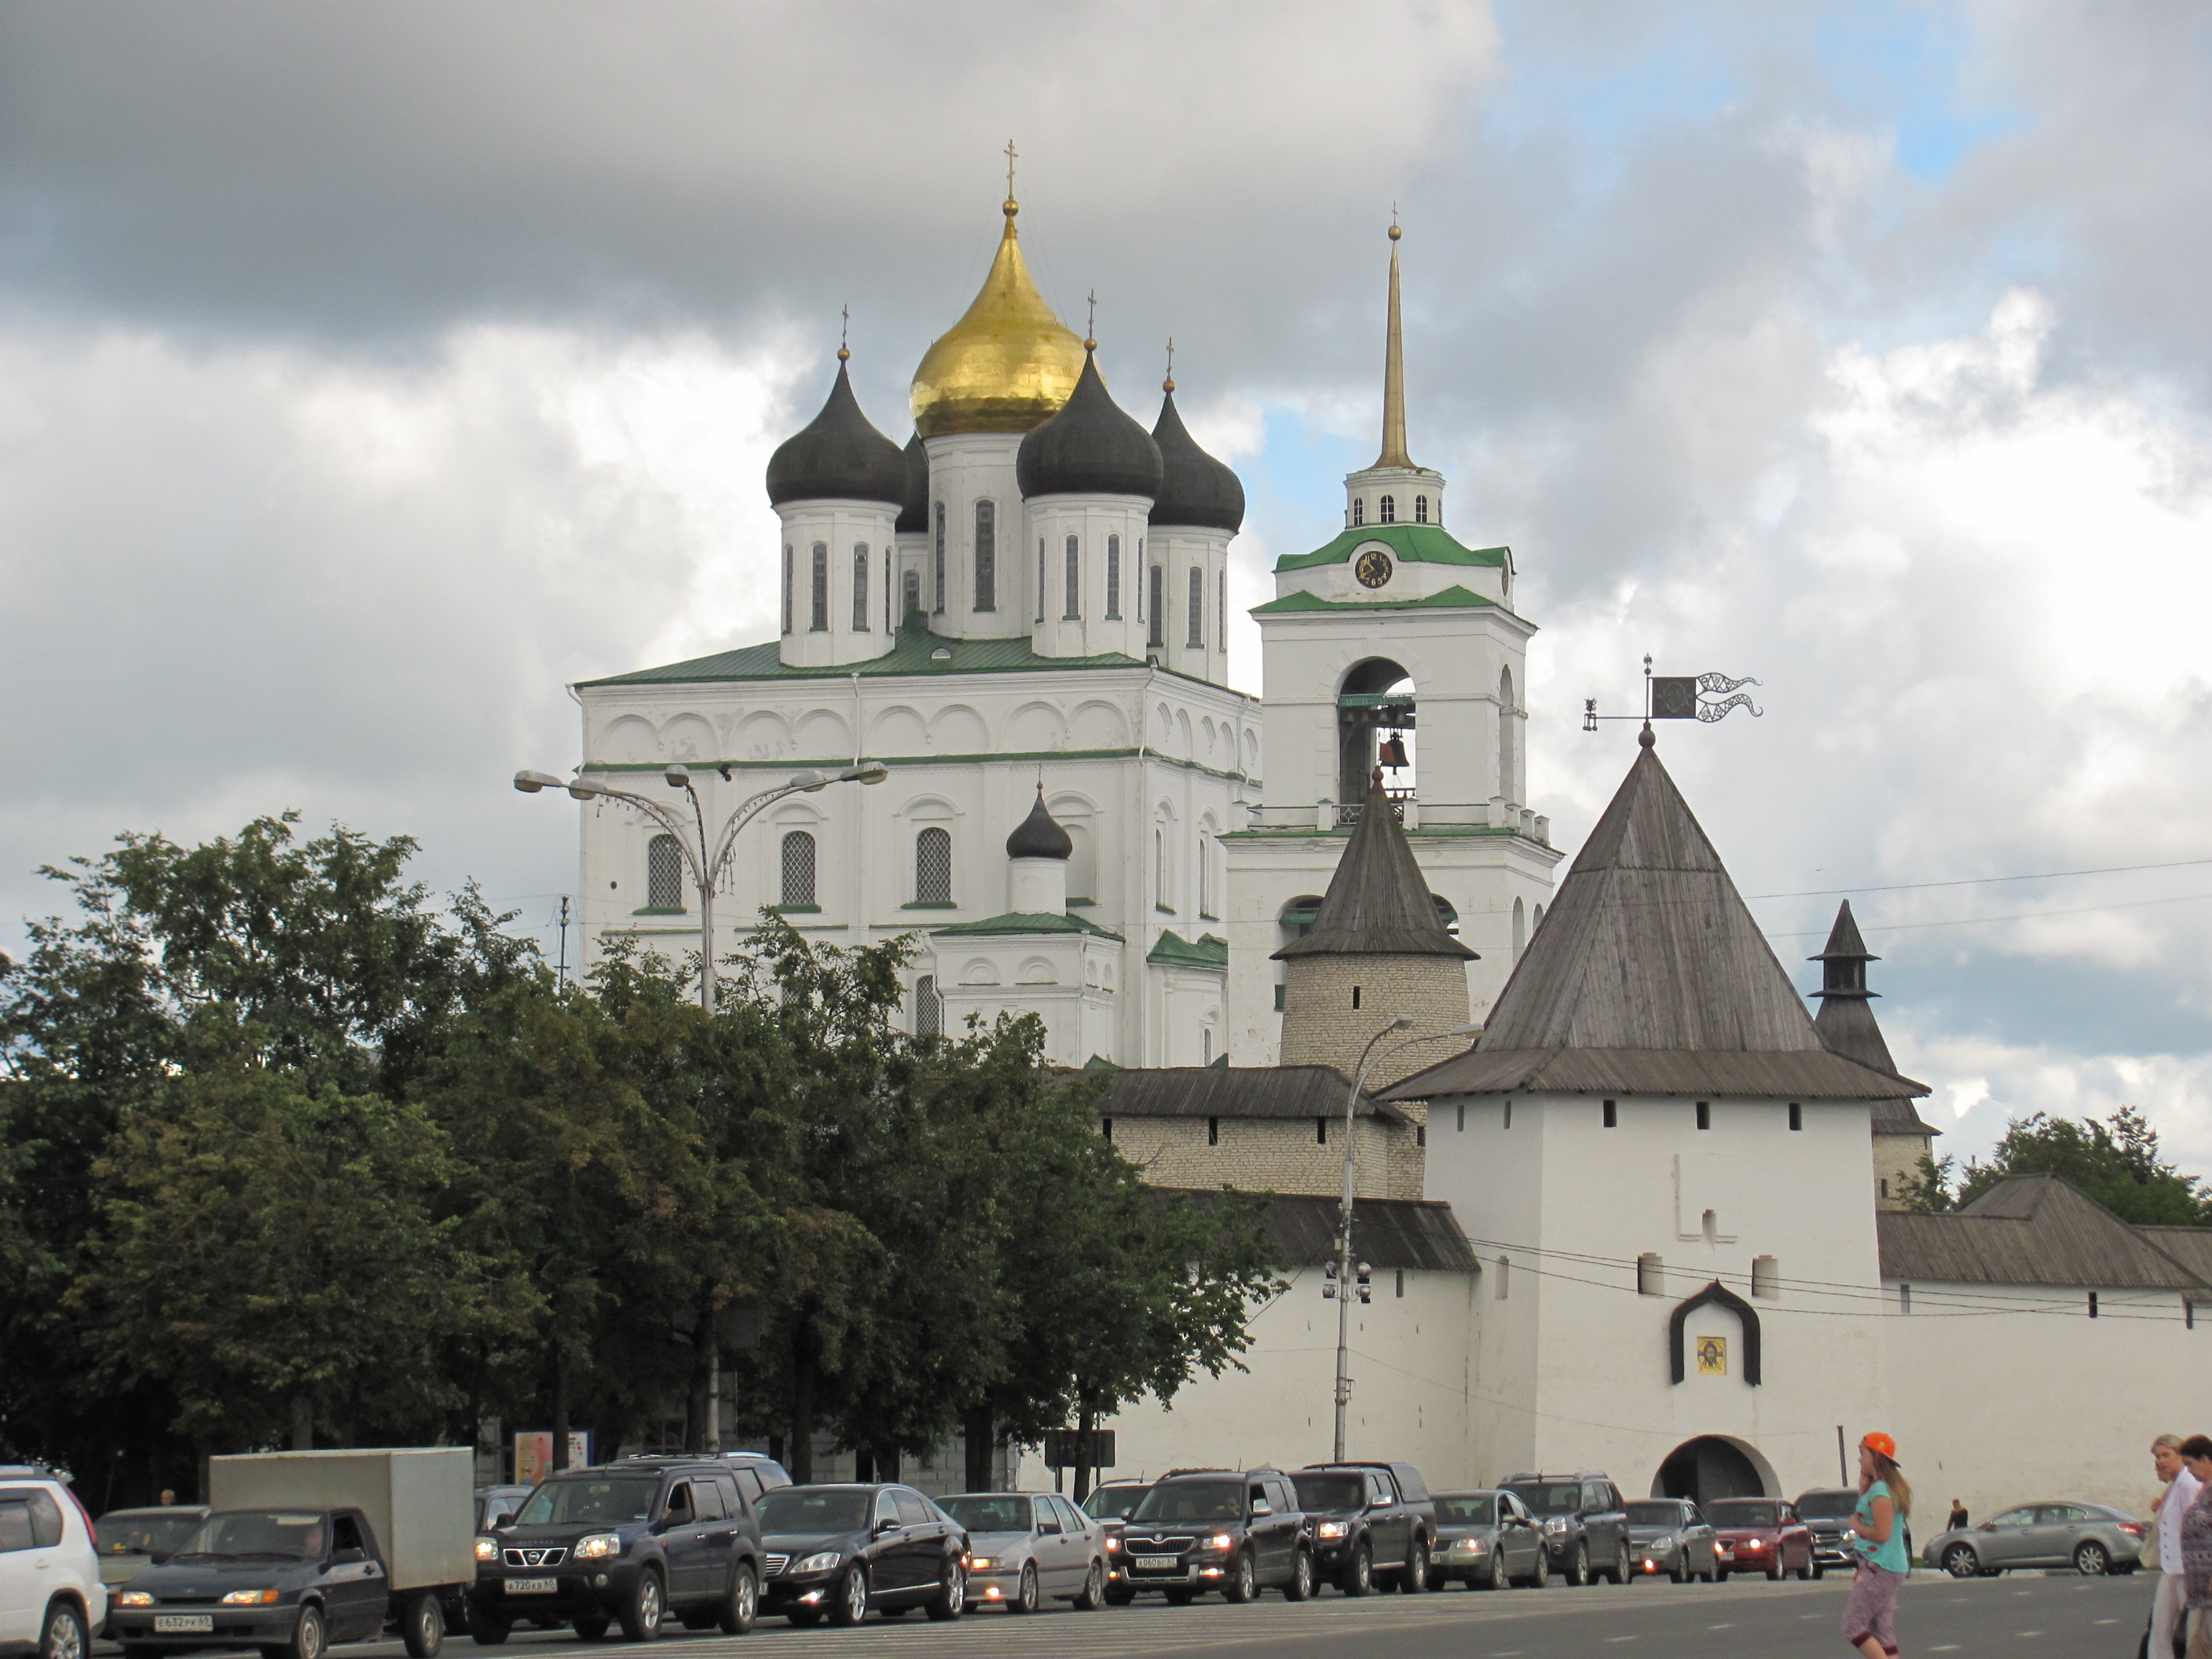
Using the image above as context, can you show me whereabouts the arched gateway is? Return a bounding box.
[1654,1436,1778,1507]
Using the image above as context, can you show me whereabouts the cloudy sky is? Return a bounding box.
[4,1,2209,1171]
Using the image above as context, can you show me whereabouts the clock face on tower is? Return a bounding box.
[1355,548,1393,589]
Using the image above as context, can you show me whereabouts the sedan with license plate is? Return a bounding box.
[1923,1501,2144,1577]
[1425,1491,1546,1591]
[1623,1499,1719,1583]
[756,1485,968,1626]
[936,1494,1105,1613]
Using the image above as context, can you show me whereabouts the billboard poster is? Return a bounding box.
[513,1430,593,1484]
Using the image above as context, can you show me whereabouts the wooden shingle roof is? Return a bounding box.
[1100,1065,1409,1126]
[1159,1188,1478,1273]
[1877,1175,2210,1290]
[1273,775,1477,962]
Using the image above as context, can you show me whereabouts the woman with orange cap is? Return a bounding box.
[1843,1432,1912,1657]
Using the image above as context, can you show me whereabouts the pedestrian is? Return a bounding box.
[2179,1437,2212,1659]
[1945,1499,1968,1532]
[158,1489,176,1507]
[1843,1431,1912,1659]
[2149,1435,2201,1659]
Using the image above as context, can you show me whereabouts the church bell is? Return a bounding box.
[1378,732,1409,771]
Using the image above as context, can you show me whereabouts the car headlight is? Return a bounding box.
[221,1590,281,1606]
[573,1533,622,1561]
[474,1536,500,1562]
[969,1558,994,1571]
[1104,1537,1120,1552]
[118,1592,154,1608]
[1544,1518,1568,1536]
[794,1551,842,1574]
[1207,1534,1234,1551]
[1316,1522,1349,1540]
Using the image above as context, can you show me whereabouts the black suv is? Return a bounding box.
[1113,1470,1313,1604]
[1501,1472,1632,1587]
[470,1458,764,1641]
[1293,1463,1439,1595]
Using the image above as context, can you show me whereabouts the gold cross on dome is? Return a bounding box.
[1086,290,1097,337]
[1005,139,1018,199]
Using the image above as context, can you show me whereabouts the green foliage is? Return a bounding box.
[1954,1107,2211,1225]
[1897,1152,1957,1214]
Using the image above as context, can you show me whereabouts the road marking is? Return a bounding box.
[1928,1646,1961,1652]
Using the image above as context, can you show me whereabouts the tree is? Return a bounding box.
[1939,1108,2211,1226]
[1897,1152,1957,1214]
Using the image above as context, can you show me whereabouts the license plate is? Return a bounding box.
[1133,1556,1180,1570]
[505,1577,558,1595]
[154,1616,214,1634]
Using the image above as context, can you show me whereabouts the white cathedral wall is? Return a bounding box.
[1145,524,1232,687]
[1424,1093,1892,1500]
[771,499,899,668]
[917,433,1024,637]
[1883,1280,2197,1528]
[1023,495,1152,663]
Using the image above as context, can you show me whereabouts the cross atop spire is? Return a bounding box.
[1375,216,1412,468]
[837,303,850,363]
[1163,336,1175,393]
[1085,289,1097,350]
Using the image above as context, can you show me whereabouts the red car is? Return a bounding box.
[1704,1497,1817,1580]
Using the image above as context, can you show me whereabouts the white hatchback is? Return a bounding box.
[0,1467,108,1659]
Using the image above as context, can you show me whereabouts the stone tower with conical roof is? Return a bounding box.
[1810,900,1941,1210]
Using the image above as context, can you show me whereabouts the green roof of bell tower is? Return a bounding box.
[1274,522,1508,573]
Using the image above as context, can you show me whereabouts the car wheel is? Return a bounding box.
[1404,1536,1430,1593]
[1811,1561,1825,1581]
[1567,1541,1590,1588]
[1074,1561,1106,1610]
[830,1565,870,1628]
[1942,1544,1979,1580]
[1487,1549,1509,1592]
[1343,1540,1374,1596]
[2075,1540,2111,1577]
[1524,1550,1551,1590]
[401,1591,445,1659]
[1611,1544,1632,1585]
[1669,1552,1686,1584]
[282,1606,325,1659]
[1284,1548,1315,1602]
[570,1617,610,1640]
[1225,1550,1258,1604]
[1764,1555,1782,1582]
[719,1562,758,1636]
[38,1601,86,1659]
[619,1569,665,1642]
[925,1557,966,1621]
[1007,1562,1041,1615]
[1104,1585,1136,1607]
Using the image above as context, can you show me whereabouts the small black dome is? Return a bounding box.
[1005,789,1073,860]
[1016,349,1163,501]
[765,361,907,507]
[1150,387,1245,532]
[894,432,928,533]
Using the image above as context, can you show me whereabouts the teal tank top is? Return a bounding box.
[1854,1480,1910,1573]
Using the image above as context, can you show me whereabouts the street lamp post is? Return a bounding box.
[515,761,888,1012]
[1330,1016,1483,1462]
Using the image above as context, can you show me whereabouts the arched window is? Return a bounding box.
[1197,824,1215,917]
[1064,534,1080,619]
[1136,540,1145,620]
[809,542,829,632]
[914,974,942,1039]
[932,503,946,613]
[780,831,817,907]
[884,560,893,633]
[1352,498,1365,527]
[1533,902,1545,936]
[1415,494,1429,524]
[973,500,996,610]
[1379,494,1396,524]
[782,545,793,634]
[1512,895,1526,961]
[902,568,920,622]
[1155,826,1170,909]
[1218,571,1226,650]
[1105,534,1122,618]
[646,834,684,910]
[1186,566,1204,647]
[1035,538,1046,623]
[1499,665,1518,803]
[915,827,953,904]
[851,545,870,632]
[1148,566,1164,647]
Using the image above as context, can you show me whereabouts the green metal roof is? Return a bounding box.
[1250,584,1497,616]
[581,618,1146,688]
[1273,523,1509,573]
[1145,930,1229,969]
[932,910,1126,941]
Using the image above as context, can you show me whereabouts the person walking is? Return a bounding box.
[1843,1432,1912,1659]
[1945,1499,1968,1532]
[2149,1435,2201,1659]
[2179,1437,2212,1659]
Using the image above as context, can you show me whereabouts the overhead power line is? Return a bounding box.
[1745,856,2212,902]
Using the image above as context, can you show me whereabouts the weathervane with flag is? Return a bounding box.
[1584,654,1763,732]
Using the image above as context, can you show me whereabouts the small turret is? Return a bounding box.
[1006,786,1071,914]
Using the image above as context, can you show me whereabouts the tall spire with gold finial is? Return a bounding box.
[1375,213,1412,468]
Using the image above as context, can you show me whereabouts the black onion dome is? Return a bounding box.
[1015,348,1163,500]
[894,432,928,533]
[765,361,907,507]
[1005,789,1073,860]
[1149,387,1245,531]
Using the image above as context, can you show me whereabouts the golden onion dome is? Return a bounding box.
[910,200,1086,438]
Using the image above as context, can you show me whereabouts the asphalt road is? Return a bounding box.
[104,1573,2155,1659]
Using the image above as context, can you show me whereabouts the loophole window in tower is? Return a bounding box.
[1148,566,1164,647]
[646,834,684,910]
[932,503,946,613]
[810,542,829,632]
[851,545,870,632]
[1187,566,1203,647]
[1064,535,1080,619]
[779,831,817,908]
[1105,534,1121,618]
[915,826,953,905]
[973,500,995,610]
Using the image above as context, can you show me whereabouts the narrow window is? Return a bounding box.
[646,834,684,910]
[1207,1115,1219,1147]
[1751,1255,1779,1299]
[779,831,817,907]
[1414,494,1429,524]
[1899,1283,1913,1315]
[1415,1123,1426,1147]
[1456,1103,1465,1133]
[973,500,995,610]
[1148,566,1164,647]
[1379,493,1396,523]
[2188,1298,2197,1331]
[1511,896,1526,961]
[1101,1116,1112,1142]
[1154,827,1169,908]
[1187,566,1203,646]
[1036,538,1046,623]
[1352,498,1365,527]
[903,569,920,621]
[915,827,952,904]
[1317,1117,1328,1145]
[1136,543,1144,620]
[1701,1208,1718,1244]
[1394,1269,1405,1299]
[932,503,946,613]
[1351,985,1362,1010]
[782,545,794,634]
[884,559,892,633]
[851,545,870,631]
[1637,1253,1664,1295]
[1788,1101,1802,1131]
[2089,1291,2100,1319]
[1203,1028,1213,1064]
[914,974,942,1039]
[1880,1178,1891,1199]
[1695,1100,1711,1131]
[1218,570,1226,648]
[1106,534,1121,617]
[810,542,829,631]
[1064,534,1080,618]
[1602,1100,1617,1128]
[1495,1254,1511,1300]
[1503,1100,1513,1130]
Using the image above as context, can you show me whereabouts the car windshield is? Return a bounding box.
[939,1496,1029,1533]
[1131,1481,1243,1524]
[1436,1496,1496,1525]
[180,1511,326,1559]
[96,1514,202,1556]
[1507,1483,1581,1517]
[1624,1503,1681,1527]
[515,1478,660,1527]
[1707,1500,1780,1529]
[757,1490,872,1536]
[1795,1492,1859,1522]
[1291,1474,1365,1513]
[1082,1486,1151,1519]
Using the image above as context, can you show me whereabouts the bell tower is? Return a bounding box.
[1222,222,1562,1064]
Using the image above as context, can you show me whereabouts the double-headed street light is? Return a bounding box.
[515,760,888,1011]
[1329,1015,1483,1462]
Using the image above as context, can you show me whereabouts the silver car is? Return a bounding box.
[1427,1489,1547,1590]
[1624,1498,1719,1583]
[90,1506,209,1590]
[938,1492,1108,1613]
[1924,1501,2147,1577]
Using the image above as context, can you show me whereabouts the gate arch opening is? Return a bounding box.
[1653,1436,1778,1507]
